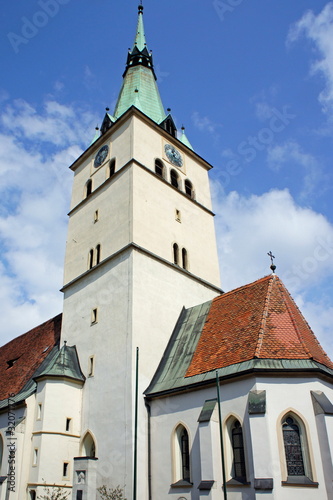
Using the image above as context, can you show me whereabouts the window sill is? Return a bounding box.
[226,478,251,487]
[170,480,193,488]
[282,476,318,488]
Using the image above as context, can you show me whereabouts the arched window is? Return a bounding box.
[81,432,96,458]
[226,417,247,483]
[96,244,101,265]
[88,249,94,270]
[231,420,247,481]
[282,414,312,479]
[109,158,116,178]
[184,179,193,198]
[174,425,190,483]
[182,248,188,270]
[155,159,164,178]
[85,179,92,198]
[173,243,179,265]
[170,170,179,189]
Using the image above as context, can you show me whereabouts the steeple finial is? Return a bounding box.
[268,251,276,274]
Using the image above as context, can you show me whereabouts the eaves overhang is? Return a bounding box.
[145,358,333,400]
[68,106,214,173]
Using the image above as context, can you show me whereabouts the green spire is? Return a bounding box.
[179,126,193,150]
[113,5,166,124]
[133,4,146,52]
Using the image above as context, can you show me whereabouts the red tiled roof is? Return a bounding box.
[0,314,62,401]
[186,275,333,377]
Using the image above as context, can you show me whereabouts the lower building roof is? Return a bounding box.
[146,274,333,397]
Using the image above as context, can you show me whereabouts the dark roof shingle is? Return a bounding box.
[0,314,61,402]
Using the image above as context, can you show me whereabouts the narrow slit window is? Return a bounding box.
[173,243,179,265]
[109,159,116,177]
[85,179,92,198]
[94,210,99,223]
[91,308,98,325]
[96,244,101,265]
[88,249,94,270]
[37,403,42,420]
[66,418,71,432]
[33,448,38,466]
[63,462,69,478]
[175,209,181,222]
[182,248,188,270]
[88,356,95,377]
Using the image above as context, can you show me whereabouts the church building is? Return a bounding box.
[0,6,333,500]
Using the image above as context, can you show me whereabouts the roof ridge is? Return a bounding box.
[214,274,272,302]
[254,274,274,358]
[276,278,313,359]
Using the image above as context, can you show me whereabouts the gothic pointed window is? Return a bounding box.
[155,159,164,178]
[173,243,179,265]
[231,421,247,481]
[173,425,191,484]
[185,179,193,198]
[282,415,307,477]
[81,432,96,458]
[170,169,179,189]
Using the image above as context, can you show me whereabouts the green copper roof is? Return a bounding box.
[133,5,146,52]
[179,127,193,150]
[113,6,166,124]
[90,127,100,146]
[114,66,166,123]
[37,344,85,381]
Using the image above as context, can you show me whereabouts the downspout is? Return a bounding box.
[145,399,152,500]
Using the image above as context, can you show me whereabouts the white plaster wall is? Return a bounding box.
[149,375,333,500]
[132,165,220,286]
[69,119,133,210]
[131,115,214,209]
[64,166,132,285]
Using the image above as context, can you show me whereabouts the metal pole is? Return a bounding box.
[216,370,228,500]
[133,347,139,500]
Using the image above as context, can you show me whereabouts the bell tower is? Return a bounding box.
[60,5,221,499]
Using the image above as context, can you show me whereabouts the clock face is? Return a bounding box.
[165,144,183,168]
[94,145,109,168]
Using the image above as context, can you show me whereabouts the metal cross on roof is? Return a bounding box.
[267,251,276,273]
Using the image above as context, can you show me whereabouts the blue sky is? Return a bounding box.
[1,1,333,359]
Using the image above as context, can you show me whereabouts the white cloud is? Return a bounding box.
[192,111,222,137]
[212,184,333,359]
[288,3,333,115]
[267,140,323,199]
[0,96,98,345]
